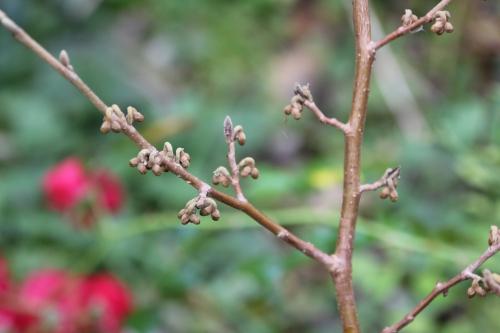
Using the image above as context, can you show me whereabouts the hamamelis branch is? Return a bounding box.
[0,9,340,273]
[371,0,455,51]
[284,84,350,133]
[382,234,500,333]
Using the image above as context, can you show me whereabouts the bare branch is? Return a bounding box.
[0,9,340,274]
[284,84,350,134]
[382,227,500,333]
[371,0,455,51]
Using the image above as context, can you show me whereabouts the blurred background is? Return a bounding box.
[0,0,499,332]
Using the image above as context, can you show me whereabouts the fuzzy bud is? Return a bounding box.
[211,209,221,221]
[224,116,234,143]
[100,119,111,134]
[213,167,231,187]
[488,225,500,246]
[152,164,163,176]
[129,157,139,167]
[137,163,147,175]
[126,106,144,124]
[431,11,453,35]
[401,9,418,27]
[58,49,73,70]
[379,187,390,199]
[176,148,190,169]
[233,125,246,145]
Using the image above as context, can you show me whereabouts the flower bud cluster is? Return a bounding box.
[129,142,190,176]
[467,277,487,298]
[431,11,453,35]
[212,167,231,187]
[401,9,418,27]
[238,157,259,179]
[101,105,144,134]
[177,196,220,225]
[483,269,500,297]
[379,167,400,202]
[283,84,313,120]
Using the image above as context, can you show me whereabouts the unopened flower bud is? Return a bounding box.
[211,209,221,221]
[431,21,445,35]
[250,167,260,179]
[467,286,476,298]
[241,166,252,177]
[100,120,111,134]
[129,157,139,167]
[176,148,190,168]
[59,49,71,67]
[401,9,418,27]
[111,121,121,133]
[190,214,200,225]
[137,163,147,174]
[389,190,399,202]
[233,125,246,145]
[126,106,144,124]
[489,225,499,246]
[152,164,163,176]
[444,22,454,33]
[379,187,390,199]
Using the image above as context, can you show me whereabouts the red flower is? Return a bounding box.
[0,257,9,294]
[43,158,125,222]
[91,170,124,214]
[79,274,133,333]
[43,158,89,211]
[0,306,38,332]
[19,269,81,333]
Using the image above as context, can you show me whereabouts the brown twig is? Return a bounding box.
[382,240,500,333]
[289,84,350,133]
[331,1,374,332]
[0,9,340,274]
[371,0,455,51]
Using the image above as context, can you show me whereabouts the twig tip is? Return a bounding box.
[224,116,233,142]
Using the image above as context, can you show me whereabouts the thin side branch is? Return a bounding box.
[371,0,455,51]
[223,117,247,202]
[382,235,500,333]
[284,84,350,134]
[0,9,340,274]
[359,167,400,194]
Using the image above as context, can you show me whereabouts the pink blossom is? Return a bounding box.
[91,170,124,214]
[0,257,9,294]
[43,158,89,211]
[19,269,81,333]
[79,274,133,333]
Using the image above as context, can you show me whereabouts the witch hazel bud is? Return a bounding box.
[238,157,259,180]
[401,9,418,26]
[233,125,246,145]
[431,10,453,35]
[126,106,144,125]
[176,148,190,168]
[212,167,231,187]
